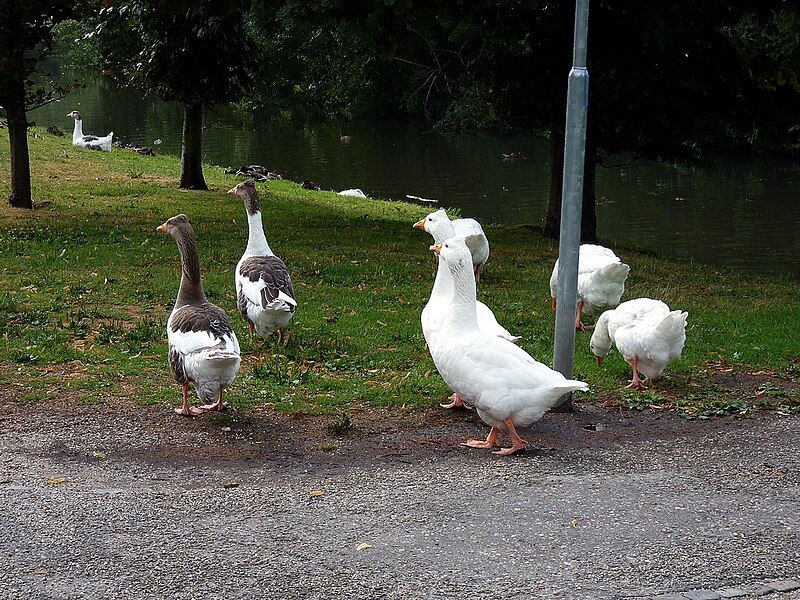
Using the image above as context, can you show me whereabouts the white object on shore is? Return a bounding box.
[406,194,438,204]
[338,189,367,198]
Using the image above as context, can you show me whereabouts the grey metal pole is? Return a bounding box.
[552,0,590,409]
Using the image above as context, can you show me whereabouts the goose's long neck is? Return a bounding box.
[443,260,478,332]
[72,118,83,141]
[430,256,454,301]
[174,230,208,308]
[246,211,273,256]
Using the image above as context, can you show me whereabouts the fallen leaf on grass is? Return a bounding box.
[91,450,106,459]
[309,490,325,498]
[47,477,68,485]
[569,518,578,528]
[356,543,372,551]
[223,482,240,489]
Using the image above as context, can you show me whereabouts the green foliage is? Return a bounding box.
[95,0,256,109]
[0,0,90,113]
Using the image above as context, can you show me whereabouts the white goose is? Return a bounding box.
[430,236,588,455]
[415,217,519,409]
[157,214,241,416]
[550,244,630,331]
[414,209,489,282]
[66,111,113,152]
[228,181,297,343]
[591,298,688,390]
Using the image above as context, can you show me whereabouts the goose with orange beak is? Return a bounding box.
[415,214,517,410]
[414,208,489,282]
[590,298,687,390]
[429,236,587,455]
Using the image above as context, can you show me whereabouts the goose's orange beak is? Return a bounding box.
[432,244,441,255]
[413,218,425,230]
[227,186,237,196]
[595,355,604,366]
[156,222,169,233]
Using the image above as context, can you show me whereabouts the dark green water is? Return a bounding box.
[32,77,800,276]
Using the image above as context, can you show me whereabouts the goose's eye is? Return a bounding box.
[427,217,432,221]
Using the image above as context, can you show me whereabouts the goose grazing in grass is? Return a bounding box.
[157,215,240,416]
[550,244,630,331]
[415,217,519,410]
[66,111,113,152]
[430,236,588,455]
[228,180,297,343]
[591,298,688,390]
[414,208,489,282]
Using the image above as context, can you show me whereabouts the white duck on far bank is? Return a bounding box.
[430,236,588,455]
[228,181,297,343]
[591,298,688,390]
[414,208,490,282]
[550,244,630,331]
[66,111,113,152]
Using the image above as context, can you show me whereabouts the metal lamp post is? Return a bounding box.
[552,0,590,409]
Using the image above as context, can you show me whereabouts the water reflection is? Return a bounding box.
[31,78,800,276]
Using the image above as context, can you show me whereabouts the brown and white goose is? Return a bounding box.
[66,111,113,152]
[228,181,297,343]
[157,215,241,416]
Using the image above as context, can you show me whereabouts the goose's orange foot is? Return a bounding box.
[174,406,204,417]
[625,380,646,390]
[491,417,527,456]
[492,444,527,456]
[440,394,470,410]
[462,439,495,449]
[199,400,227,411]
[461,427,500,449]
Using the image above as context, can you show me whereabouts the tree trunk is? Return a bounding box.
[541,133,598,243]
[179,103,207,190]
[541,0,597,243]
[6,98,32,209]
[542,132,564,239]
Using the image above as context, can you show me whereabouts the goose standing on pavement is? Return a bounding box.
[414,215,519,409]
[228,181,297,343]
[66,111,113,152]
[430,236,588,455]
[157,215,240,416]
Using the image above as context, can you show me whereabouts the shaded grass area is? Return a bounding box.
[1,131,799,418]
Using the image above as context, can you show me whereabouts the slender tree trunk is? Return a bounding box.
[179,102,207,190]
[581,136,598,243]
[541,0,597,243]
[542,133,598,243]
[542,132,564,238]
[6,78,33,209]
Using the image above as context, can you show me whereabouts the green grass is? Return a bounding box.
[1,130,799,417]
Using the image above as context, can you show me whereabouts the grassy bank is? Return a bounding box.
[1,131,798,418]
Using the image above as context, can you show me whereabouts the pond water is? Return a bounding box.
[31,77,800,277]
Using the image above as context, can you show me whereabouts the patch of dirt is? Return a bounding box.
[598,360,800,416]
[0,384,790,477]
